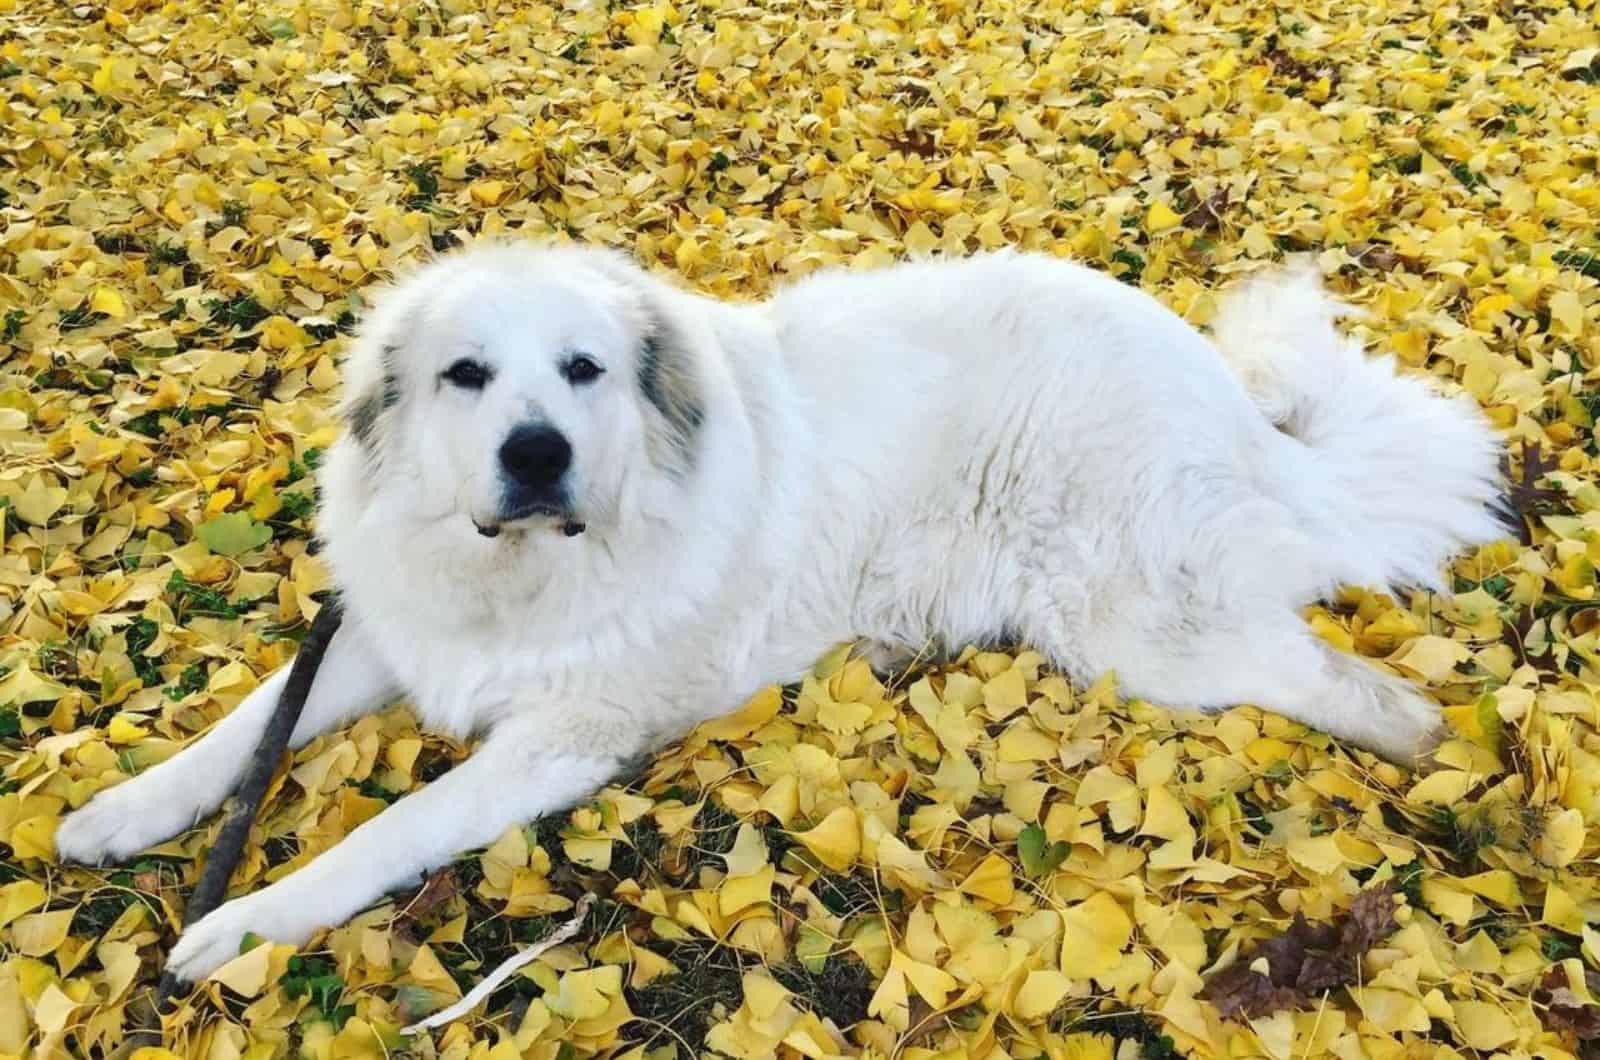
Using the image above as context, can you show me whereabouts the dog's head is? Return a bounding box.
[332,242,704,541]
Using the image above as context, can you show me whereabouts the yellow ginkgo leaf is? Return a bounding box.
[469,180,508,206]
[1548,289,1584,337]
[718,864,774,916]
[0,880,47,929]
[1450,1000,1519,1050]
[982,666,1029,718]
[1013,969,1072,1021]
[1068,1034,1119,1060]
[1350,986,1431,1034]
[208,941,274,997]
[891,949,959,1008]
[1145,201,1184,232]
[1458,870,1522,908]
[959,853,1016,905]
[11,909,74,957]
[693,687,781,743]
[1535,807,1582,867]
[997,720,1059,761]
[12,815,59,862]
[107,713,150,744]
[1059,892,1132,980]
[723,822,770,877]
[33,984,81,1036]
[1287,834,1346,878]
[547,966,621,1022]
[13,477,68,525]
[1388,636,1470,683]
[562,837,613,871]
[867,965,907,1021]
[793,805,860,871]
[816,696,873,734]
[1407,769,1474,806]
[90,286,129,318]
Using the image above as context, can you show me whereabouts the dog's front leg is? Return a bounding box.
[56,616,398,866]
[165,715,627,983]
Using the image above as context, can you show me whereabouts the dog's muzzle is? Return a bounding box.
[475,422,586,538]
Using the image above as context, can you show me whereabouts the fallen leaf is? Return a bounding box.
[196,511,274,557]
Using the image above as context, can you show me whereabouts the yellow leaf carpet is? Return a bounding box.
[0,0,1597,1057]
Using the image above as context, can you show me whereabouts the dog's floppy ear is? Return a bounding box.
[345,343,402,454]
[636,317,705,475]
[580,249,706,475]
[339,289,417,462]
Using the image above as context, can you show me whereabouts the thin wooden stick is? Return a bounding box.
[153,596,344,1007]
[400,894,596,1036]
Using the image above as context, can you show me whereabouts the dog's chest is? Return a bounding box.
[368,604,716,745]
[367,613,564,736]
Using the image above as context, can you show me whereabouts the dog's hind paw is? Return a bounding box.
[1364,684,1448,767]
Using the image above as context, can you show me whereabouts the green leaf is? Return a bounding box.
[196,511,272,557]
[394,983,452,1023]
[1475,693,1503,755]
[1017,823,1069,878]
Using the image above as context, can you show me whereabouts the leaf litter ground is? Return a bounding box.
[1,0,1599,1057]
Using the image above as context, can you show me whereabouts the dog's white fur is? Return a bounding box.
[57,244,1503,980]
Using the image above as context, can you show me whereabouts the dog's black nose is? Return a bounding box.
[499,424,572,488]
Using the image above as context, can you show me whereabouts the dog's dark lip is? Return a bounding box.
[473,505,585,539]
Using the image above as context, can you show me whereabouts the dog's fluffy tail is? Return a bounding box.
[1211,261,1504,592]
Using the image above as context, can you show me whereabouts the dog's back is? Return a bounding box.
[757,251,1501,759]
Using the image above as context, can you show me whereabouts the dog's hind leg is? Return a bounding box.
[55,618,399,866]
[1028,608,1442,763]
[858,636,942,680]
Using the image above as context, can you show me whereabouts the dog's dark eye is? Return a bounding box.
[562,354,604,386]
[442,358,492,390]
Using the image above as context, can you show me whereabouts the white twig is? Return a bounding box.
[401,894,596,1036]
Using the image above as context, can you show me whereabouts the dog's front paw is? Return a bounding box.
[167,901,261,985]
[56,781,187,866]
[166,891,317,984]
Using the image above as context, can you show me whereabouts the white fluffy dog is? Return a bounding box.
[57,243,1503,980]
